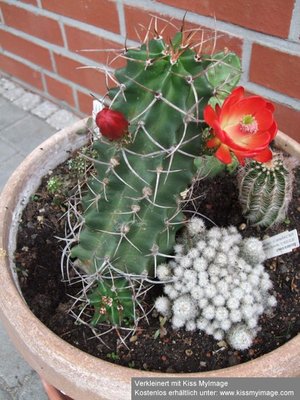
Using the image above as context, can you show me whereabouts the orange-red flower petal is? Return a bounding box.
[204,86,277,165]
[215,144,232,164]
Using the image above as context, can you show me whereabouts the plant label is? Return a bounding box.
[262,229,299,259]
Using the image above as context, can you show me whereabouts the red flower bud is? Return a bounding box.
[95,107,129,140]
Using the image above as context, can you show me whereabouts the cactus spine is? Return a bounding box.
[238,153,295,228]
[70,26,241,326]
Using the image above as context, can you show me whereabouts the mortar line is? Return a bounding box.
[117,0,126,38]
[40,70,47,93]
[0,6,4,24]
[239,39,252,85]
[289,0,300,42]
[49,50,57,74]
[72,86,79,110]
[58,19,69,49]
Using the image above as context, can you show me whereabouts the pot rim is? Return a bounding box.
[0,120,299,399]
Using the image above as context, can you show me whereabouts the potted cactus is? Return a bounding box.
[0,20,299,400]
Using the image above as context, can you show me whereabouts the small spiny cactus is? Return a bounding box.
[238,153,296,228]
[88,279,135,326]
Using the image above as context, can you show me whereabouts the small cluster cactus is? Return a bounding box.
[154,218,277,350]
[238,153,296,228]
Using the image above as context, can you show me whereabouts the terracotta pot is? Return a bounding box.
[0,119,299,400]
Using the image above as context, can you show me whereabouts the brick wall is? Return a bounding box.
[0,0,299,142]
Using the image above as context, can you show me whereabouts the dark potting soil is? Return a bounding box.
[15,149,300,373]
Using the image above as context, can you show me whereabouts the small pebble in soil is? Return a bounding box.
[239,223,247,231]
[270,260,277,271]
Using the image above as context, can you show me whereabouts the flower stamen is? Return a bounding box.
[239,114,258,134]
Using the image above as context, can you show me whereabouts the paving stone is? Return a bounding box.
[2,87,26,102]
[0,387,13,400]
[0,140,19,163]
[18,372,48,400]
[0,101,27,130]
[0,96,10,107]
[14,92,41,111]
[0,152,25,192]
[46,109,80,130]
[0,321,35,390]
[1,114,56,156]
[0,77,16,94]
[31,100,59,119]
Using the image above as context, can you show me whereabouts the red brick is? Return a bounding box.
[64,25,125,69]
[124,6,243,56]
[41,0,120,34]
[45,75,75,107]
[0,30,53,70]
[53,53,107,95]
[250,44,300,101]
[274,103,300,143]
[158,0,294,38]
[0,53,43,90]
[77,91,94,115]
[1,3,63,45]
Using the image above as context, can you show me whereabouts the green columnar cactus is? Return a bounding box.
[238,154,295,228]
[71,28,241,326]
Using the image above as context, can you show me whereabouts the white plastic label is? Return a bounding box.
[262,229,299,259]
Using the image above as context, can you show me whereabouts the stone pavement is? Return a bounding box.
[0,76,81,400]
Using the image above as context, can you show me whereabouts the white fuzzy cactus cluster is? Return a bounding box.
[154,217,277,351]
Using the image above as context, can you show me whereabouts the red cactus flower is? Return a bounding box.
[204,86,277,165]
[95,107,129,140]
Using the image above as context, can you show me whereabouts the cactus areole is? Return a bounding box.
[70,29,241,325]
